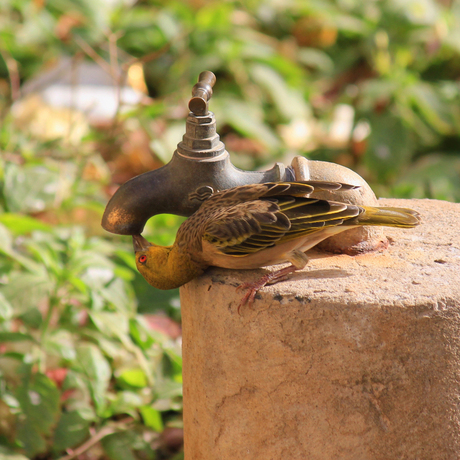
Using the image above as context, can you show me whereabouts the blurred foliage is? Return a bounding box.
[0,0,460,459]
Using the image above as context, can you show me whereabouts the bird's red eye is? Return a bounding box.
[138,255,147,264]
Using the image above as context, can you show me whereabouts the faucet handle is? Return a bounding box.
[189,71,216,116]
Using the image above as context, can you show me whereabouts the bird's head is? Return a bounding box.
[132,234,202,290]
[133,234,175,290]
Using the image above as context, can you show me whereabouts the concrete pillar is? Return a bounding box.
[180,198,460,460]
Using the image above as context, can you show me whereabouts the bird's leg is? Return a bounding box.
[237,265,298,311]
[237,250,309,312]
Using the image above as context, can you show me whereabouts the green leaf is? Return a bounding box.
[117,369,148,389]
[139,405,164,432]
[365,112,415,181]
[142,214,186,247]
[250,63,311,120]
[15,420,47,458]
[0,292,13,321]
[109,391,143,418]
[101,431,137,460]
[0,332,35,343]
[155,379,183,400]
[52,410,91,454]
[2,393,20,409]
[0,223,13,254]
[0,270,54,315]
[90,311,130,342]
[3,163,61,213]
[45,330,76,361]
[129,317,154,351]
[76,344,111,415]
[393,153,460,201]
[164,345,183,380]
[297,47,334,73]
[408,82,453,135]
[15,371,60,457]
[214,98,281,151]
[0,228,42,273]
[68,276,88,294]
[0,213,52,235]
[149,122,186,164]
[20,307,43,329]
[100,278,133,313]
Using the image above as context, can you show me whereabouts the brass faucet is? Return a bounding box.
[102,71,291,235]
[101,71,384,254]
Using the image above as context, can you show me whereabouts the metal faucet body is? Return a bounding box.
[102,71,290,235]
[102,139,288,235]
[102,71,385,254]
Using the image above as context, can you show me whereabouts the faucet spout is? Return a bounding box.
[101,148,288,234]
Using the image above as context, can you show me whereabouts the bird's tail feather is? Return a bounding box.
[353,206,420,228]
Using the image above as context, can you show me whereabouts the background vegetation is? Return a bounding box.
[1,0,459,458]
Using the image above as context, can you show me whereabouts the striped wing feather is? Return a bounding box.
[203,194,361,257]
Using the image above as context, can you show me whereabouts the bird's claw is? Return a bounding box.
[235,266,298,314]
[235,274,277,313]
[236,283,260,313]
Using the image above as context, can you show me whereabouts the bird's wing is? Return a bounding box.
[202,200,290,256]
[212,181,358,203]
[202,195,362,257]
[275,198,361,243]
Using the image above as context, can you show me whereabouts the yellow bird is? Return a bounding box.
[133,181,420,307]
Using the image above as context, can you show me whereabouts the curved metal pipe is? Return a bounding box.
[102,147,288,235]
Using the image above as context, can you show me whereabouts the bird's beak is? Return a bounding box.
[132,234,152,252]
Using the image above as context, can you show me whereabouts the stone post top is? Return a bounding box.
[192,198,460,311]
[180,198,460,460]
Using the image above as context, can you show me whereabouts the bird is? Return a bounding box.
[133,181,420,309]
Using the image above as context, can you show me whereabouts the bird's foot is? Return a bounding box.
[236,265,297,313]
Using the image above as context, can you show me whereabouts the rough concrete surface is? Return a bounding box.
[180,199,460,460]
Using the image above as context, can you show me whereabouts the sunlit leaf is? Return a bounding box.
[250,63,311,121]
[3,163,61,213]
[214,98,281,151]
[407,82,453,135]
[90,311,130,340]
[76,344,111,415]
[155,379,183,400]
[109,391,143,418]
[297,48,334,73]
[100,278,133,313]
[0,445,29,460]
[129,317,155,351]
[45,330,76,361]
[0,214,51,235]
[140,405,164,432]
[0,292,13,321]
[0,223,13,253]
[0,270,54,315]
[117,368,148,389]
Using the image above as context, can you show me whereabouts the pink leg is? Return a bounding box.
[236,265,298,313]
